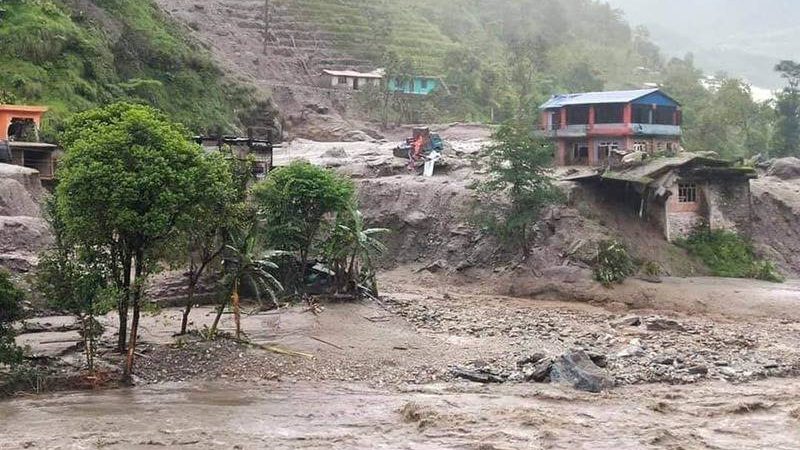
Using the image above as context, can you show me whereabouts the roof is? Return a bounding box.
[601,154,749,185]
[323,69,383,79]
[540,89,677,109]
[0,104,48,114]
[7,141,58,150]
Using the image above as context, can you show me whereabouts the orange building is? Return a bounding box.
[0,105,58,180]
[0,104,48,140]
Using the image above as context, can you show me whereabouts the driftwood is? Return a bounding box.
[309,336,344,350]
[232,338,314,359]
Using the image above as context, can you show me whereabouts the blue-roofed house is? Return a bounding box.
[538,88,682,167]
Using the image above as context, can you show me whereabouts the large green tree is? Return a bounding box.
[772,60,800,157]
[56,102,232,381]
[253,161,355,288]
[477,118,562,258]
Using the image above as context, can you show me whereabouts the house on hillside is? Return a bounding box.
[387,75,446,96]
[539,89,682,167]
[321,69,383,91]
[0,105,58,181]
[564,154,756,242]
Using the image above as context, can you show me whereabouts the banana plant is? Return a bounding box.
[214,221,284,339]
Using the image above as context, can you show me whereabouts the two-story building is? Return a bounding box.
[539,89,682,167]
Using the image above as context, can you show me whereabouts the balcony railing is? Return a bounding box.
[538,123,681,138]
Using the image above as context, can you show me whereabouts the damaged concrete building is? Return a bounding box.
[0,104,58,182]
[565,154,757,241]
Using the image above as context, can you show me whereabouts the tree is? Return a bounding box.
[773,60,800,157]
[253,161,355,289]
[214,220,283,339]
[691,78,771,158]
[477,118,562,258]
[36,199,111,371]
[176,154,242,336]
[56,102,232,382]
[325,203,389,296]
[0,270,24,366]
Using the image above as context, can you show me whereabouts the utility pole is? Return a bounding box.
[262,0,270,54]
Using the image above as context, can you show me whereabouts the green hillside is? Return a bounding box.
[0,0,266,136]
[279,0,659,121]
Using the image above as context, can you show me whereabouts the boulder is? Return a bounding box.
[0,163,42,216]
[768,157,800,180]
[549,350,614,393]
[645,317,685,331]
[450,367,505,384]
[611,315,641,327]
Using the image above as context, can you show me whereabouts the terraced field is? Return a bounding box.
[276,0,457,72]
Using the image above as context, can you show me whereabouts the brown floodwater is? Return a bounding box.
[1,378,799,449]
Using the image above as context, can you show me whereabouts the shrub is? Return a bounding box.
[749,260,785,283]
[0,271,24,366]
[678,228,783,282]
[594,240,635,286]
[641,260,663,277]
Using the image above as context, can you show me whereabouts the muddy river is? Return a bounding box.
[2,378,799,449]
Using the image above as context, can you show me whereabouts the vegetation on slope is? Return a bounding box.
[678,228,783,282]
[0,0,267,136]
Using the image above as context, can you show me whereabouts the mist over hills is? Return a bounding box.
[607,0,800,89]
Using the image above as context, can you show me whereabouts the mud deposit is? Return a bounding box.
[1,378,799,449]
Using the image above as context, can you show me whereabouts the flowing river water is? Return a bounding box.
[2,378,800,449]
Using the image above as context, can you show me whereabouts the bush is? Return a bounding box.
[0,271,24,366]
[594,240,635,286]
[678,228,784,282]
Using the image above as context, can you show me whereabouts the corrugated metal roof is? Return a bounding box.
[322,69,383,79]
[540,89,661,109]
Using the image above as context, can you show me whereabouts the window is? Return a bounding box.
[654,106,677,125]
[572,143,589,162]
[566,106,590,125]
[678,183,697,203]
[598,141,620,159]
[420,78,428,89]
[338,76,348,84]
[595,104,625,124]
[632,104,651,124]
[633,141,648,152]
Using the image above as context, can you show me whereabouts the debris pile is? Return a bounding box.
[387,294,800,389]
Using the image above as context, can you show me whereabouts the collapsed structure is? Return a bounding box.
[0,105,58,182]
[540,89,756,242]
[564,155,756,241]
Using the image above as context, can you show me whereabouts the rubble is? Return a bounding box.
[767,157,800,180]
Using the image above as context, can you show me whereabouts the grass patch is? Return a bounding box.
[677,228,784,282]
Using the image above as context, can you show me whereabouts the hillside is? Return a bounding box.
[0,0,275,135]
[156,0,661,133]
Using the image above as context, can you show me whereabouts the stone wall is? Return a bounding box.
[705,180,753,237]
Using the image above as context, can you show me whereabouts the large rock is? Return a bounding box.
[549,350,614,393]
[0,163,49,272]
[0,163,42,216]
[767,157,800,180]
